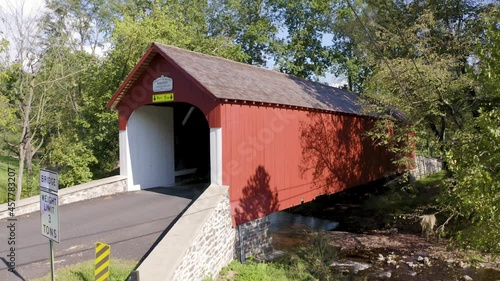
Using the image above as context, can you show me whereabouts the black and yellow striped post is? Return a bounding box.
[94,242,110,281]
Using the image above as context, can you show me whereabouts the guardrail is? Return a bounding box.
[0,175,127,220]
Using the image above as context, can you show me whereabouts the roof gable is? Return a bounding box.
[108,42,366,117]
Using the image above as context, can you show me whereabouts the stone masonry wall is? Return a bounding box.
[236,215,273,262]
[172,191,235,281]
[411,155,443,180]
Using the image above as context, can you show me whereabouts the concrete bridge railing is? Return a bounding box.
[134,185,235,281]
[410,155,443,180]
[0,175,127,220]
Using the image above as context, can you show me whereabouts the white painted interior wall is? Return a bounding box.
[123,105,175,190]
[210,128,222,185]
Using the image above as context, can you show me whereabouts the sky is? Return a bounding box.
[0,0,46,21]
[0,0,110,60]
[0,0,47,61]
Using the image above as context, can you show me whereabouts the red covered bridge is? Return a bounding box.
[106,42,397,226]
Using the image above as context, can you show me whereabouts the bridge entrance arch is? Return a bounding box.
[123,102,211,190]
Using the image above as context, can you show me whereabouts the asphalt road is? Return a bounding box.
[0,184,206,280]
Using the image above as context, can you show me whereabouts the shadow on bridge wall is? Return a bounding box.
[299,112,390,195]
[234,166,280,225]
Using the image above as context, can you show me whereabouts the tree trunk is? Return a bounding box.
[26,141,32,175]
[348,72,353,92]
[16,145,25,201]
[16,78,34,201]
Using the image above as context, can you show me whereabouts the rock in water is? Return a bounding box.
[377,271,392,278]
[330,260,372,274]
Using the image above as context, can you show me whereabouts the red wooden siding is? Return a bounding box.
[221,103,396,226]
[116,54,220,130]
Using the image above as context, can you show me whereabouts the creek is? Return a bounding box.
[268,211,500,281]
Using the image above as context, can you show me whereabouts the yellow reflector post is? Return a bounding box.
[94,242,110,281]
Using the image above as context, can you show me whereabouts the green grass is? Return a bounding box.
[215,258,364,281]
[365,170,446,208]
[413,170,447,188]
[213,233,360,281]
[0,155,42,203]
[33,259,136,281]
[216,260,304,281]
[0,155,19,203]
[362,170,447,230]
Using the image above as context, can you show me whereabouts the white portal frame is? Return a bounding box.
[119,105,223,191]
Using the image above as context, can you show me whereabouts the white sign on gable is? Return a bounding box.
[153,75,173,92]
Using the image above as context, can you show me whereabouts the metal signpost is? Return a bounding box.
[40,169,59,281]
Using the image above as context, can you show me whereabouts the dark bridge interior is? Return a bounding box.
[172,103,210,183]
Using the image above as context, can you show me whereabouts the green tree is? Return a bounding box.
[207,0,278,66]
[111,1,247,69]
[39,0,126,184]
[0,6,49,200]
[346,0,499,253]
[329,1,373,92]
[44,0,120,54]
[476,4,500,109]
[439,5,500,253]
[0,40,15,132]
[442,109,499,253]
[270,0,334,79]
[0,1,111,196]
[348,0,489,165]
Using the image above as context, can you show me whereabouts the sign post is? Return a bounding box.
[40,169,59,281]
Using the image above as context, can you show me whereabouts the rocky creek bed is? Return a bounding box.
[272,220,499,280]
[269,178,500,281]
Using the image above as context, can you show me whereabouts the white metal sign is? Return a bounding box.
[153,75,173,92]
[40,190,60,243]
[40,169,59,192]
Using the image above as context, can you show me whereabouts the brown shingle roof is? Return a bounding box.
[154,43,365,116]
[110,43,406,119]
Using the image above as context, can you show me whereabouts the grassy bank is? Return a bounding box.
[214,260,307,281]
[33,259,136,281]
[362,171,447,231]
[212,233,362,281]
[0,155,41,203]
[0,155,19,203]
